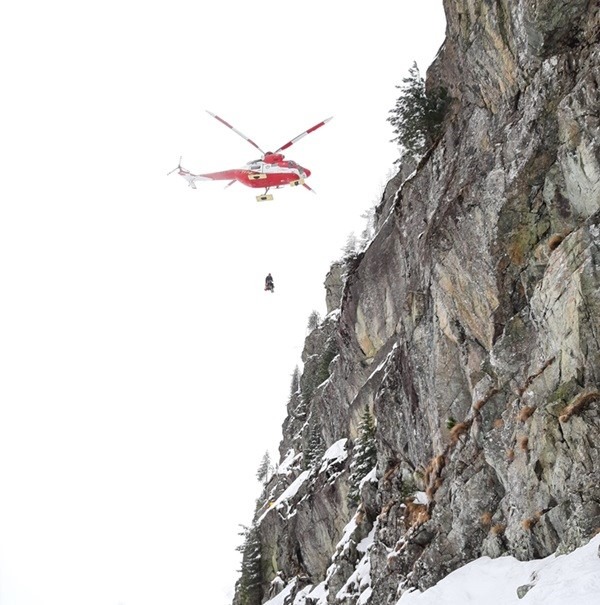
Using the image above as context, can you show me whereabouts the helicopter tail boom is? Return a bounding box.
[167,158,215,188]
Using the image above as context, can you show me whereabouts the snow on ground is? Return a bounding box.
[336,516,359,551]
[303,581,327,605]
[273,470,310,507]
[357,524,376,554]
[398,534,600,605]
[276,448,301,475]
[322,438,348,463]
[359,466,377,490]
[264,579,296,605]
[318,438,348,474]
[292,584,314,605]
[257,469,310,523]
[367,342,398,382]
[413,491,428,505]
[337,525,377,603]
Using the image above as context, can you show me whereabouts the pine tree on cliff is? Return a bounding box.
[307,310,321,332]
[236,523,262,605]
[290,365,301,396]
[387,61,449,160]
[304,423,326,470]
[348,406,377,506]
[256,451,273,485]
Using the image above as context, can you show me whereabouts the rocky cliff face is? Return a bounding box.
[233,1,600,604]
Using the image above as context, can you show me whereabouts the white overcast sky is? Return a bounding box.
[0,2,445,605]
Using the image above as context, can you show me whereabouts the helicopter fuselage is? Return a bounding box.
[190,158,311,189]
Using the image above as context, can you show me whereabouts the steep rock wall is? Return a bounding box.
[233,1,600,604]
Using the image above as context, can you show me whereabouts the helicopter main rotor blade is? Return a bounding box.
[302,182,316,194]
[275,117,333,154]
[206,110,266,155]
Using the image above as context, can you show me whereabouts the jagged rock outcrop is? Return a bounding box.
[233,1,600,605]
[324,262,344,315]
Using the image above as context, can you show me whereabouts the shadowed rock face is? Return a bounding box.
[233,2,600,605]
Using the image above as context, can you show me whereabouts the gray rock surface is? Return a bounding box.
[232,1,600,604]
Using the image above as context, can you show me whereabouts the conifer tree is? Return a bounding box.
[387,62,449,160]
[342,232,359,260]
[256,451,272,485]
[290,365,301,397]
[307,310,321,331]
[236,524,263,605]
[359,205,376,248]
[348,406,377,506]
[289,365,308,420]
[304,423,326,470]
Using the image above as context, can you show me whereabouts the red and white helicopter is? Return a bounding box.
[169,111,332,201]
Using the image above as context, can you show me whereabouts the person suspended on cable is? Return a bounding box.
[265,273,274,292]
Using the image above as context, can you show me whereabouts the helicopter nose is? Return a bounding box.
[301,166,311,178]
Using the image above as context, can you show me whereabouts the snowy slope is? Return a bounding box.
[398,535,600,605]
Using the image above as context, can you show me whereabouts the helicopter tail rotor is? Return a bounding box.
[167,156,183,176]
[168,157,205,189]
